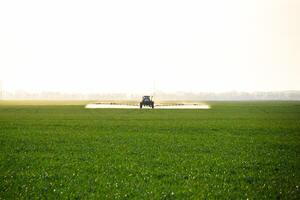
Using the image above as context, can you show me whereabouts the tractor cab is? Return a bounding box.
[143,96,151,102]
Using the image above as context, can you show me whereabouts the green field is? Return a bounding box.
[0,101,299,199]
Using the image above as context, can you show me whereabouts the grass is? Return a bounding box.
[0,101,299,199]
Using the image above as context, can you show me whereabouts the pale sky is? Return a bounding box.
[0,0,299,93]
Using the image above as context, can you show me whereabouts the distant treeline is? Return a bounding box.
[2,91,300,100]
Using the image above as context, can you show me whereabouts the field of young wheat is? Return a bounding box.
[0,101,299,199]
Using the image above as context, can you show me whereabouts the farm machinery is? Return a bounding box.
[140,96,154,109]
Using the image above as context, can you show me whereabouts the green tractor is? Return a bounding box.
[140,96,154,109]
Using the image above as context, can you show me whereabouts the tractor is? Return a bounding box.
[140,96,154,109]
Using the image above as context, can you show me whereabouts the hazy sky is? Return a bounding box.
[0,0,299,93]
